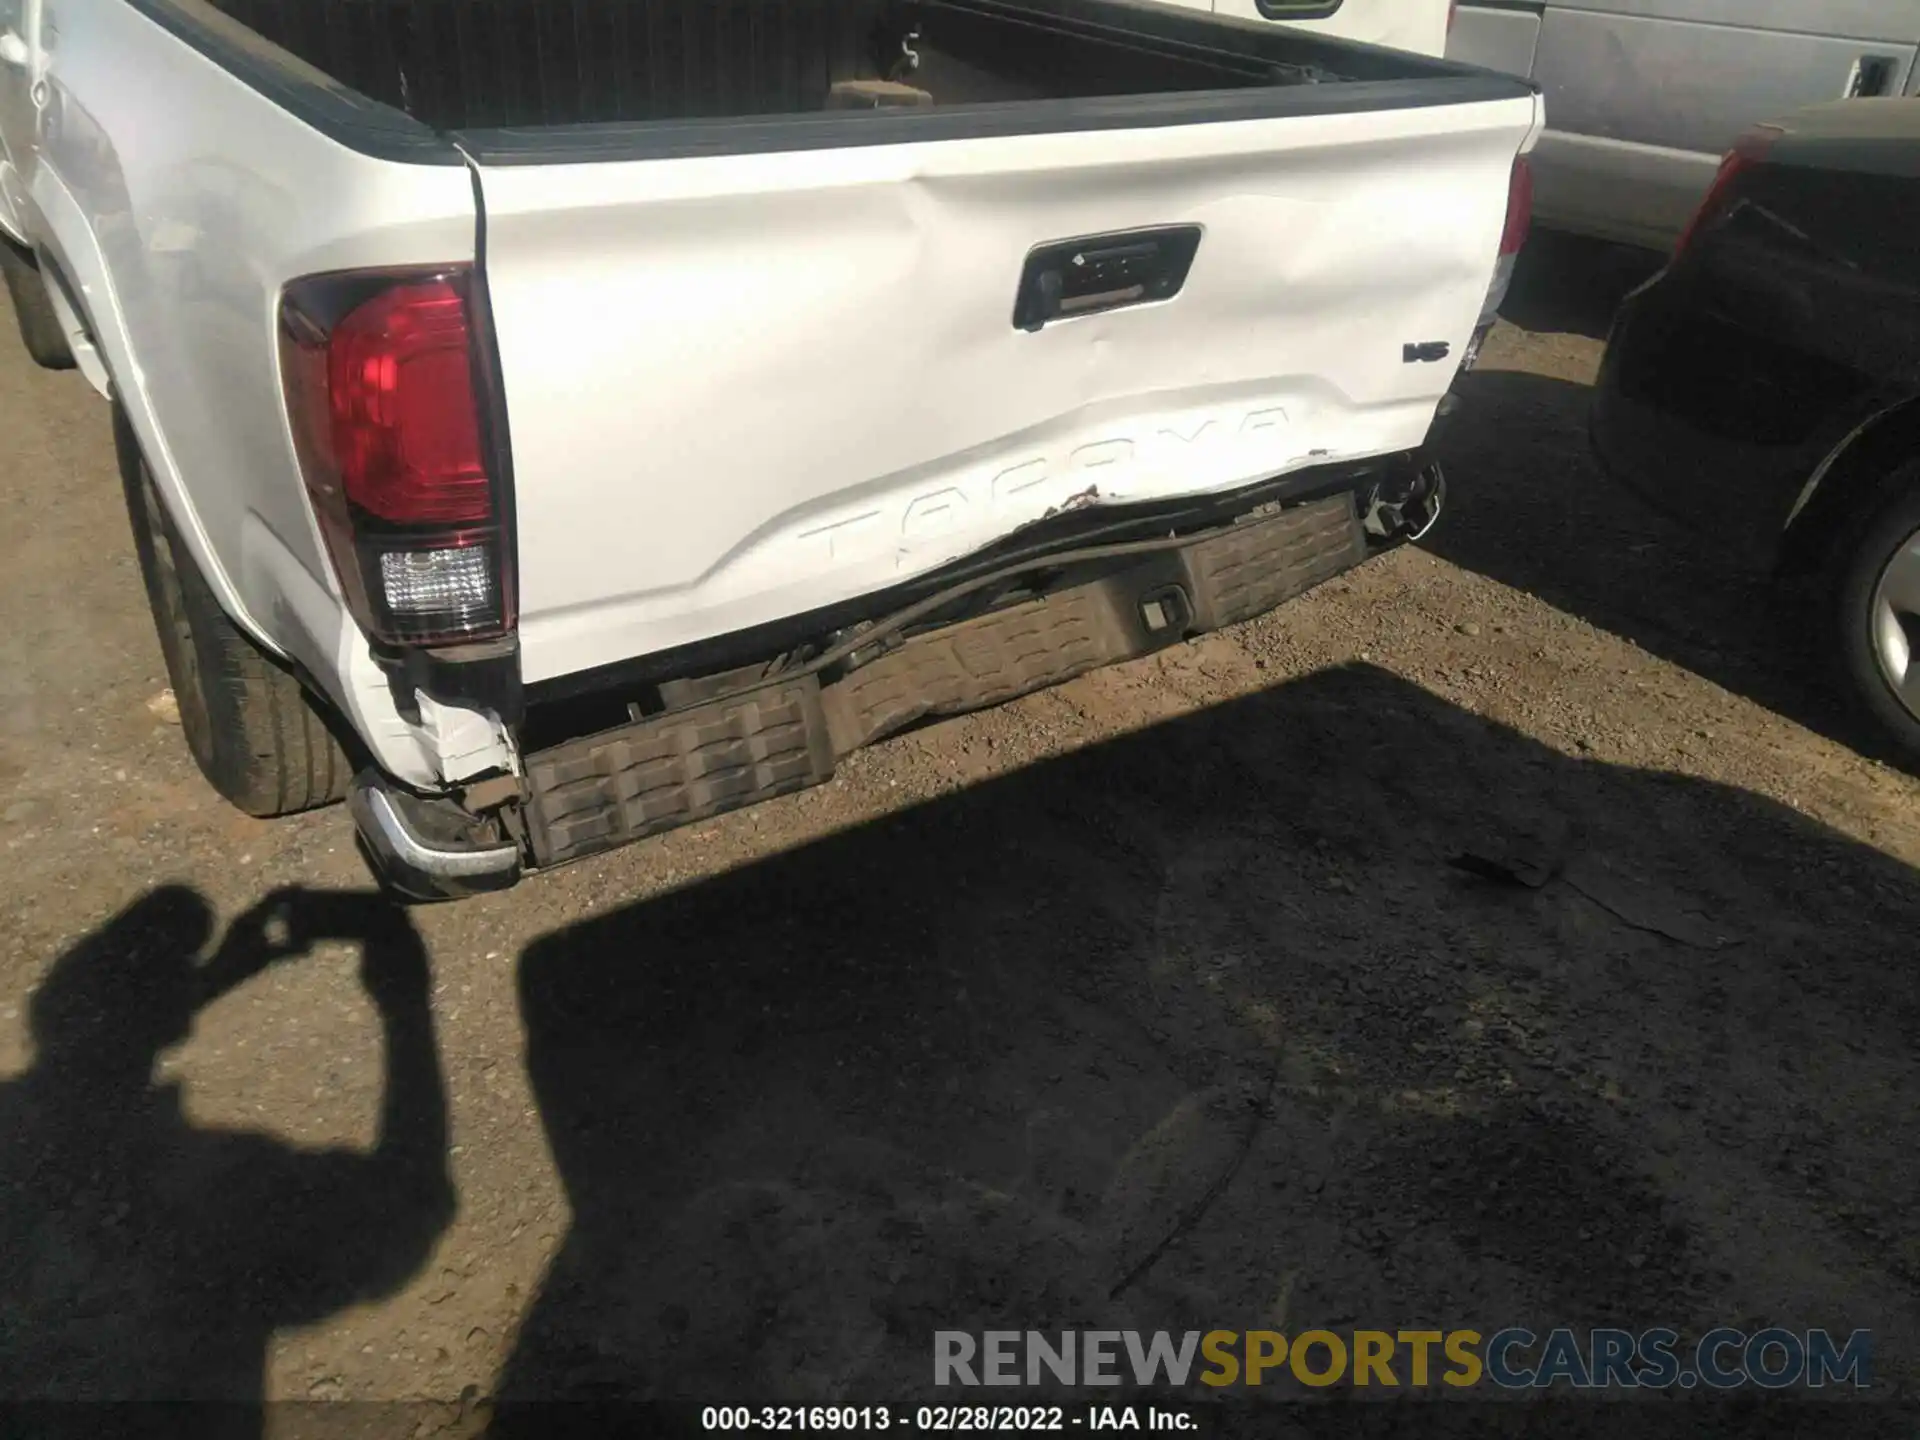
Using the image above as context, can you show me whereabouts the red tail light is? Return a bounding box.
[280,267,513,646]
[1674,127,1779,259]
[1501,156,1534,257]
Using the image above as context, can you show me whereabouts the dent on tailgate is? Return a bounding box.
[471,99,1538,684]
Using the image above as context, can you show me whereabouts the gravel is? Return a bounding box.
[1,258,1917,1412]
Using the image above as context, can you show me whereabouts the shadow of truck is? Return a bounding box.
[489,664,1920,1423]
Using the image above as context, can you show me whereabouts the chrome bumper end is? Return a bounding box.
[347,771,522,903]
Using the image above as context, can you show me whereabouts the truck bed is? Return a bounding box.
[202,0,1453,132]
[120,0,1543,697]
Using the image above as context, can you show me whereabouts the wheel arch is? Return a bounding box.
[1778,393,1920,578]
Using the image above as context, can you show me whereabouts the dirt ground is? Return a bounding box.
[2,239,1919,1433]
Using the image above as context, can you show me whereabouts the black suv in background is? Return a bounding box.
[1592,98,1920,768]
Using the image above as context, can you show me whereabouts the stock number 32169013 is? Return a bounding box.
[701,1406,1070,1431]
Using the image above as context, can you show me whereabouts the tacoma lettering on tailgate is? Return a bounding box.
[797,404,1294,570]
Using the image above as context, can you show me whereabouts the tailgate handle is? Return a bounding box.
[1013,226,1203,332]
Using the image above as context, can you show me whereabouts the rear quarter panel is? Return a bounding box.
[1596,138,1920,561]
[29,0,478,781]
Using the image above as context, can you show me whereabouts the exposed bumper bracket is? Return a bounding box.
[347,771,522,902]
[521,490,1368,870]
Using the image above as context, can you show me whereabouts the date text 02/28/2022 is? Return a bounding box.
[701,1405,1193,1431]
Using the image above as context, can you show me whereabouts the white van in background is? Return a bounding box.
[1206,0,1920,249]
[1447,0,1920,248]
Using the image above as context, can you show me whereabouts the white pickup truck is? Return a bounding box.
[0,0,1537,898]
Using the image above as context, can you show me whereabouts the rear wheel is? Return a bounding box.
[0,238,75,371]
[114,407,349,816]
[1835,474,1920,769]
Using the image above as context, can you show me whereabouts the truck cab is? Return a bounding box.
[1156,0,1454,57]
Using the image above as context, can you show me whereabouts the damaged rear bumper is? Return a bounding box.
[527,488,1367,869]
[351,475,1416,898]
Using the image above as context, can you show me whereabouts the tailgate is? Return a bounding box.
[469,95,1539,684]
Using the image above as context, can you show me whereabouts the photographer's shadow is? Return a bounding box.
[0,885,454,1434]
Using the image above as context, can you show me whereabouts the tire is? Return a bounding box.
[0,239,76,371]
[1834,474,1920,769]
[114,406,350,816]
